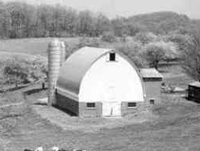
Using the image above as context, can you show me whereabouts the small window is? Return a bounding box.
[109,53,116,61]
[87,103,95,108]
[128,102,136,108]
[150,99,155,105]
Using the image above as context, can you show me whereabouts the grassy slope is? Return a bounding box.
[3,92,200,151]
[0,38,79,56]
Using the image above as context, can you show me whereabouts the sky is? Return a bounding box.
[2,0,200,19]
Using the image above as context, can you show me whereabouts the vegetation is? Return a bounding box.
[143,42,165,69]
[0,1,200,39]
[0,54,47,88]
[182,30,200,81]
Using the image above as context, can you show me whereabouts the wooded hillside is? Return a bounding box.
[0,1,199,38]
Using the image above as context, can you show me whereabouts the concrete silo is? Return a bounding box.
[48,39,64,106]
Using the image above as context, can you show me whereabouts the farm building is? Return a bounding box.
[188,81,200,103]
[139,68,163,104]
[48,40,163,117]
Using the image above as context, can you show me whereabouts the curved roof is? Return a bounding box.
[56,47,113,96]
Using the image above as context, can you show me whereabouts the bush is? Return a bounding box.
[101,31,116,43]
[135,32,157,45]
[78,37,101,48]
[1,54,47,88]
[3,57,30,87]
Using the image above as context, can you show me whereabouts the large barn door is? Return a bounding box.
[103,102,121,117]
[102,84,121,117]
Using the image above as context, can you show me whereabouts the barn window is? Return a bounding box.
[109,53,116,61]
[87,103,95,108]
[128,102,137,108]
[150,99,155,105]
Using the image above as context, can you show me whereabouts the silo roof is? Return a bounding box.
[140,68,163,79]
[56,47,113,98]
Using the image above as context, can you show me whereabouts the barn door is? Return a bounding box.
[102,102,121,117]
[102,84,121,117]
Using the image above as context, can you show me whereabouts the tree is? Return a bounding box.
[182,31,200,81]
[101,31,116,43]
[95,13,110,36]
[157,41,179,63]
[30,56,48,89]
[143,42,165,69]
[135,32,157,45]
[3,57,29,88]
[165,33,192,52]
[114,41,147,68]
[76,10,96,36]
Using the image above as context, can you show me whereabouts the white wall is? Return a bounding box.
[79,53,144,103]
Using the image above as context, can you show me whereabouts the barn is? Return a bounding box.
[49,45,161,118]
[47,40,163,117]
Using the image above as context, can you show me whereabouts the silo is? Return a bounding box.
[48,39,61,106]
[60,41,66,66]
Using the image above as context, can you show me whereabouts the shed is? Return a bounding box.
[188,81,200,103]
[139,68,163,104]
[55,47,147,117]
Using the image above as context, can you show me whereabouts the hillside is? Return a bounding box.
[126,11,195,34]
[0,1,199,39]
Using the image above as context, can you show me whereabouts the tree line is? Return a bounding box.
[0,1,199,39]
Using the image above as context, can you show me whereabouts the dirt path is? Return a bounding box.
[0,102,23,109]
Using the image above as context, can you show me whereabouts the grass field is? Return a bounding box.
[0,38,199,151]
[0,38,79,56]
[1,90,200,151]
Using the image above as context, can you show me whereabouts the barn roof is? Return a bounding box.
[189,81,200,88]
[139,68,163,79]
[56,47,113,98]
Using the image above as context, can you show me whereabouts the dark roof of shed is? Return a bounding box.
[56,47,113,95]
[139,68,163,79]
[189,81,200,88]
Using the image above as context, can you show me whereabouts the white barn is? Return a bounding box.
[55,47,148,117]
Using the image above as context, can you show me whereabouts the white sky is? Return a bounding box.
[2,0,200,19]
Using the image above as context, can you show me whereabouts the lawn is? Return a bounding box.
[0,38,79,56]
[1,91,200,151]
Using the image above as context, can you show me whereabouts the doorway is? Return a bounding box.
[102,102,121,117]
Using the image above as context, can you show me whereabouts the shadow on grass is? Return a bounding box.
[185,96,200,104]
[53,104,77,117]
[23,87,47,96]
[0,85,28,93]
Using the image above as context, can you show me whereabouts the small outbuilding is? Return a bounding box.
[139,68,163,104]
[188,81,200,103]
[53,46,162,117]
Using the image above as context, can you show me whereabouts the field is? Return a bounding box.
[0,38,200,151]
[0,38,79,56]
